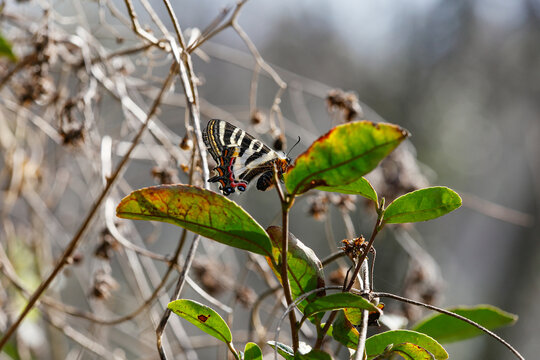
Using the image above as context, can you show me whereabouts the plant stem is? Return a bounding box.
[273,167,299,352]
[345,216,383,292]
[227,342,240,360]
[315,204,384,350]
[281,199,299,353]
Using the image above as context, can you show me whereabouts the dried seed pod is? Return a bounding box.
[340,236,367,262]
[273,133,285,151]
[95,227,120,260]
[307,194,330,221]
[90,269,119,300]
[151,166,179,184]
[326,89,364,122]
[180,134,193,150]
[235,286,256,307]
[251,109,265,125]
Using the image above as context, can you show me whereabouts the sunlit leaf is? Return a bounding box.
[266,226,325,312]
[366,330,448,360]
[383,187,461,224]
[116,185,272,256]
[376,342,436,360]
[0,33,16,61]
[244,342,263,360]
[303,293,379,319]
[317,176,378,203]
[325,311,359,349]
[267,341,294,360]
[345,302,384,326]
[284,121,408,195]
[412,305,518,344]
[168,299,232,343]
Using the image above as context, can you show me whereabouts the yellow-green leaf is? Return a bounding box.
[0,33,16,62]
[317,176,378,203]
[116,185,272,256]
[267,341,294,360]
[325,311,359,349]
[376,343,436,360]
[366,330,448,360]
[284,121,408,195]
[168,299,232,343]
[266,226,325,312]
[244,342,263,360]
[412,305,518,344]
[303,293,379,319]
[383,187,461,224]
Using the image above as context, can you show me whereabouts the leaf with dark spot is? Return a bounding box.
[168,299,232,344]
[116,185,272,256]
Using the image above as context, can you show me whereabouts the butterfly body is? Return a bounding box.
[203,119,290,196]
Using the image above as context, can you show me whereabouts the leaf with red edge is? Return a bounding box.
[116,185,272,256]
[284,121,408,195]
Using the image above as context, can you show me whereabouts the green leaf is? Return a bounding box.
[0,33,16,61]
[168,299,232,343]
[295,350,333,360]
[383,187,461,224]
[116,185,272,256]
[266,226,326,312]
[325,311,359,349]
[317,177,378,203]
[366,330,448,360]
[303,293,379,319]
[412,305,518,344]
[267,341,294,360]
[375,343,436,360]
[244,342,263,360]
[284,121,409,195]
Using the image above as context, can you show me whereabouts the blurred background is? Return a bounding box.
[0,0,538,359]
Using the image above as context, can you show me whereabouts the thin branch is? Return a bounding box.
[0,62,179,351]
[186,0,248,53]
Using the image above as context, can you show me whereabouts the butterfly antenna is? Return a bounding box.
[287,136,301,157]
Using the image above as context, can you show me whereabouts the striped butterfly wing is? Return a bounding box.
[202,119,288,196]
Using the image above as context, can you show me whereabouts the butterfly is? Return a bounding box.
[202,119,291,196]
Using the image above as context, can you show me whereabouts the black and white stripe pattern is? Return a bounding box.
[202,119,290,195]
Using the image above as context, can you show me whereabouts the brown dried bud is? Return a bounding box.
[340,236,366,261]
[151,166,178,184]
[180,164,190,174]
[235,286,256,307]
[90,269,119,300]
[273,134,285,151]
[192,260,227,296]
[328,267,347,285]
[326,89,363,122]
[251,109,265,125]
[307,194,330,221]
[95,228,120,260]
[180,134,193,150]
